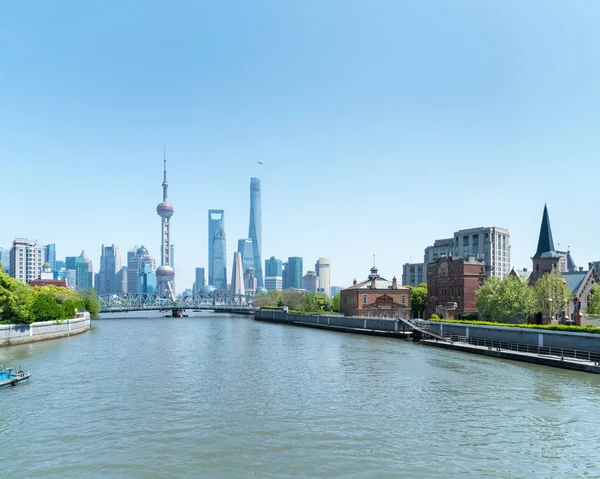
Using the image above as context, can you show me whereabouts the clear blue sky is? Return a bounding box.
[2,1,599,289]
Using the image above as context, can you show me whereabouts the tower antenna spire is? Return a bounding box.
[162,146,168,201]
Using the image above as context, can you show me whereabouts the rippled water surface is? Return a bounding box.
[2,313,600,478]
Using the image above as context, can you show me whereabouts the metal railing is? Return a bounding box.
[440,334,600,363]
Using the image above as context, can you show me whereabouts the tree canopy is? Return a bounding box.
[475,276,534,323]
[407,283,427,318]
[532,270,572,322]
[587,283,600,317]
[254,290,340,313]
[0,267,100,324]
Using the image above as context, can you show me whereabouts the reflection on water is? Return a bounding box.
[2,312,600,478]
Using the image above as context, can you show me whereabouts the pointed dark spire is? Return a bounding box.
[533,204,558,258]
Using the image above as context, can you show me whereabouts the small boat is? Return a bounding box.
[0,367,31,389]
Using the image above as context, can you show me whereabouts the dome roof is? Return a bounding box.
[137,245,149,255]
[256,287,269,296]
[199,285,217,295]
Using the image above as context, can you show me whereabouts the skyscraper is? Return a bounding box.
[315,257,331,297]
[230,252,245,295]
[212,222,227,290]
[265,256,282,291]
[65,251,92,293]
[248,178,263,288]
[127,246,155,294]
[44,244,56,272]
[237,238,254,272]
[156,151,175,298]
[302,270,319,294]
[208,210,225,286]
[285,257,303,290]
[97,244,122,295]
[193,267,206,295]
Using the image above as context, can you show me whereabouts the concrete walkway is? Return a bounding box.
[420,339,600,374]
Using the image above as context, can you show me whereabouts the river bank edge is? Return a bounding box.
[0,313,91,347]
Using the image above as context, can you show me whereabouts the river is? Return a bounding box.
[1,312,599,478]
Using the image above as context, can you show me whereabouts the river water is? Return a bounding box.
[1,313,600,478]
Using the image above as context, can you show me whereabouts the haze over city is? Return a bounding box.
[2,1,599,288]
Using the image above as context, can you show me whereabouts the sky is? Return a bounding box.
[2,1,600,290]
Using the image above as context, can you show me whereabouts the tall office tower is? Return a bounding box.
[208,210,225,285]
[155,151,175,298]
[193,267,206,295]
[315,257,331,297]
[65,269,77,289]
[138,263,157,294]
[212,222,228,290]
[302,270,319,294]
[285,257,303,290]
[116,266,128,293]
[230,252,245,295]
[65,251,92,292]
[265,256,282,291]
[402,262,426,287]
[44,244,56,272]
[0,246,10,273]
[244,267,257,294]
[127,245,155,294]
[10,239,44,283]
[237,238,254,272]
[97,244,122,295]
[248,178,263,288]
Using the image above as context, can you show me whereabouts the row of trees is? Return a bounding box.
[254,290,341,313]
[0,265,100,324]
[475,270,600,323]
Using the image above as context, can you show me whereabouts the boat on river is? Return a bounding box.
[0,368,30,388]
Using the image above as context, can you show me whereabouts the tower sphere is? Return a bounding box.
[156,265,175,278]
[157,201,174,218]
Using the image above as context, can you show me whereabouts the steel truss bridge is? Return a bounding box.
[99,293,254,316]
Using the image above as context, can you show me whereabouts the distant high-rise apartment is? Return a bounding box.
[0,246,10,273]
[402,262,426,287]
[265,256,282,291]
[302,270,319,294]
[283,257,303,290]
[44,244,56,272]
[208,210,225,286]
[10,239,44,283]
[231,252,245,295]
[193,268,206,295]
[248,178,263,288]
[97,244,122,295]
[244,267,257,294]
[315,257,331,297]
[424,227,511,278]
[237,239,254,272]
[212,221,228,290]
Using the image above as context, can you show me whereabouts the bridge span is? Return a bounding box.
[99,293,254,317]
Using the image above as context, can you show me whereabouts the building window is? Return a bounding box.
[402,295,406,304]
[363,294,367,305]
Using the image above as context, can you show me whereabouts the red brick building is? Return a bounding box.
[341,266,411,318]
[426,255,485,319]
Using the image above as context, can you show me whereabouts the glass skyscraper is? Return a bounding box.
[44,244,56,272]
[237,238,254,272]
[212,223,227,290]
[284,257,303,290]
[208,210,225,286]
[248,178,263,288]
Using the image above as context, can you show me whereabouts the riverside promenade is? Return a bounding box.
[0,312,91,347]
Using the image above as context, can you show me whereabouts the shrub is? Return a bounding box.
[428,318,600,334]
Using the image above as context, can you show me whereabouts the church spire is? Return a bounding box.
[533,204,558,259]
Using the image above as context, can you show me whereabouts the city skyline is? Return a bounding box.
[2,2,600,288]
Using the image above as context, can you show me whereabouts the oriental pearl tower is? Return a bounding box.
[156,150,175,299]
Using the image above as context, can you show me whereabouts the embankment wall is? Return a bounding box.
[0,314,91,347]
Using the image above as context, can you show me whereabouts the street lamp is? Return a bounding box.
[548,297,553,324]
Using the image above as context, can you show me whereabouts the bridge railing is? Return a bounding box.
[98,293,255,311]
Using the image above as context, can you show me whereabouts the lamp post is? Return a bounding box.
[548,297,553,325]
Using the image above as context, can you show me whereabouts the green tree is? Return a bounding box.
[331,292,341,313]
[84,289,101,318]
[587,283,600,317]
[0,267,34,324]
[532,270,572,322]
[408,283,427,318]
[31,288,64,321]
[475,276,534,323]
